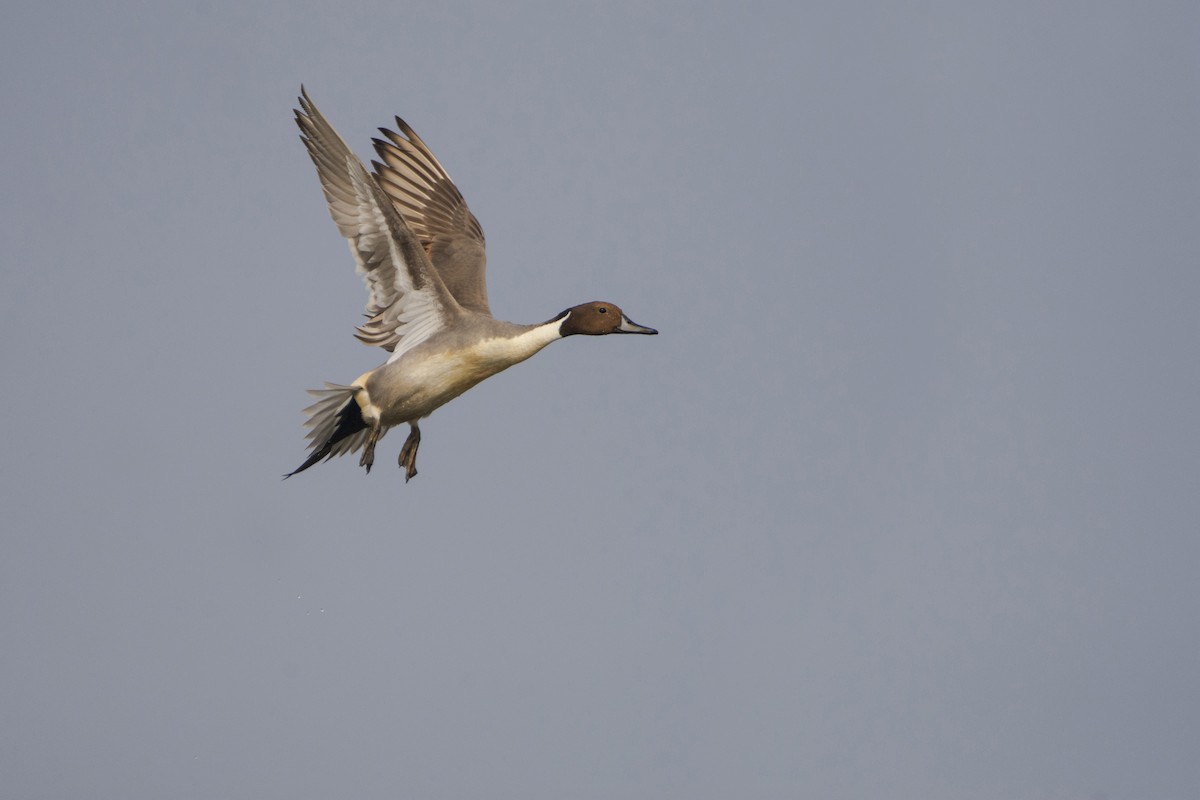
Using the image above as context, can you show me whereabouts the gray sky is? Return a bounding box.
[2,2,1198,798]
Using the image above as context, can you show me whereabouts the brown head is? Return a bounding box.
[555,301,658,337]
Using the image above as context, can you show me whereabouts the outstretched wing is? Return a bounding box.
[372,119,491,316]
[295,88,461,358]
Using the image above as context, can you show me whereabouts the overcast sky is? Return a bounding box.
[2,2,1198,799]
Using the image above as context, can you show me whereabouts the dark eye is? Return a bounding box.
[598,307,608,313]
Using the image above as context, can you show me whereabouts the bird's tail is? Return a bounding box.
[283,383,374,478]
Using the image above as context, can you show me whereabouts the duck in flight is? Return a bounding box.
[286,88,657,481]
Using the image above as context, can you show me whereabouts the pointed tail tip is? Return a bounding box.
[282,453,321,480]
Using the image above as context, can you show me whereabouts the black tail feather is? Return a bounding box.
[283,398,367,478]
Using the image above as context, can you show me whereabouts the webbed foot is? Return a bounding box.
[360,423,380,474]
[398,424,421,482]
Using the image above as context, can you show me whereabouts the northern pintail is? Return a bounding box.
[286,89,657,480]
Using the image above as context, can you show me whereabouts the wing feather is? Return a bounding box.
[295,88,461,357]
[371,119,491,316]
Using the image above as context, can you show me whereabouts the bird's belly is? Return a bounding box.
[366,349,508,425]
